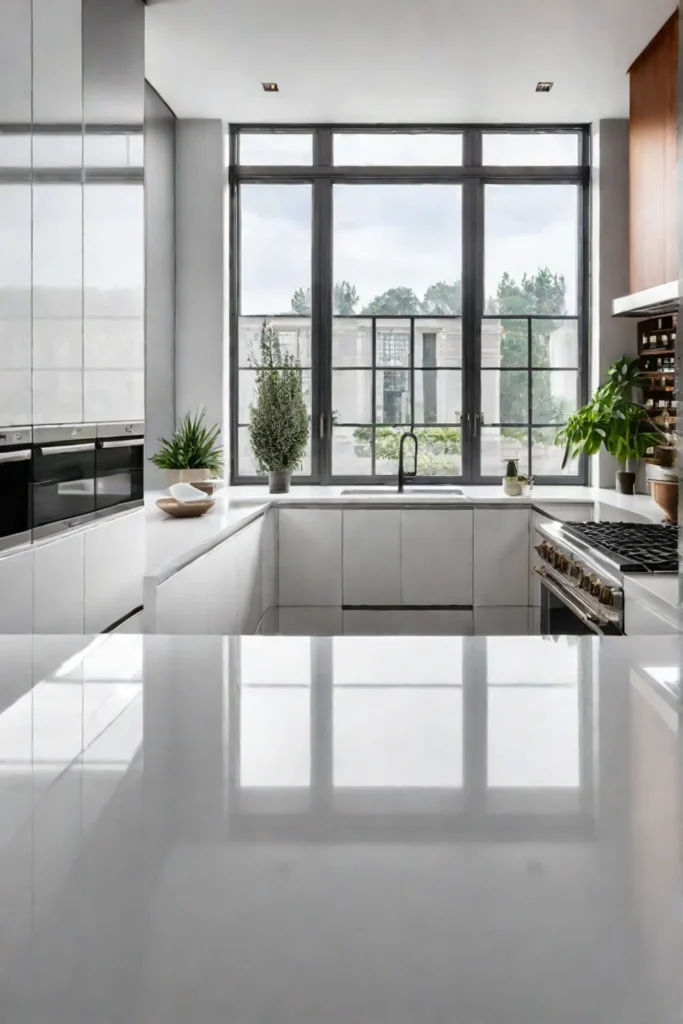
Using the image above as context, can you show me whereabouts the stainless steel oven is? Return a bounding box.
[534,521,625,636]
[31,425,97,539]
[0,427,32,551]
[95,422,144,514]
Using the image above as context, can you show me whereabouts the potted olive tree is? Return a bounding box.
[150,410,223,487]
[555,356,663,494]
[248,320,309,493]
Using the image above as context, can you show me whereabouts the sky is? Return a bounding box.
[239,178,579,316]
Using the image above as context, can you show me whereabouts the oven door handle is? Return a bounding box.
[533,567,612,635]
[39,443,96,456]
[0,448,32,463]
[99,438,144,449]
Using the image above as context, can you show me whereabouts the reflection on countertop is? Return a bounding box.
[0,633,681,1021]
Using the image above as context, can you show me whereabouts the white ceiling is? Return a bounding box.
[145,0,678,124]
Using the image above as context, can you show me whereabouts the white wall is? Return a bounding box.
[590,119,636,489]
[175,120,227,455]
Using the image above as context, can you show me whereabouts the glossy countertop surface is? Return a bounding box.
[0,632,681,1023]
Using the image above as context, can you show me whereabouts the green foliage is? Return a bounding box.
[248,319,310,472]
[150,410,223,473]
[421,280,462,315]
[291,281,360,316]
[353,425,461,476]
[555,355,663,468]
[361,287,422,315]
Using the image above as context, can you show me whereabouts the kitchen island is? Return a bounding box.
[0,631,680,1022]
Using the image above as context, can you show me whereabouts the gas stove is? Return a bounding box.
[533,520,678,635]
[562,521,678,574]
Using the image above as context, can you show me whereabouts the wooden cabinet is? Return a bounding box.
[342,510,401,606]
[474,508,529,606]
[629,13,678,292]
[400,509,473,606]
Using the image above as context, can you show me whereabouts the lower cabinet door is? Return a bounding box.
[84,511,144,633]
[343,609,473,636]
[34,532,85,633]
[625,597,679,635]
[400,510,473,606]
[342,510,401,606]
[0,548,34,633]
[474,606,534,636]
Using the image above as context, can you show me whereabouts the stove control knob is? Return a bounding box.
[580,575,592,592]
[599,585,614,606]
[569,562,581,579]
[590,577,603,597]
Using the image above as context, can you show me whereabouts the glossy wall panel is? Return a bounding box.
[0,0,145,430]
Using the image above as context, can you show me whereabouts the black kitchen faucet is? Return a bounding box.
[398,428,418,493]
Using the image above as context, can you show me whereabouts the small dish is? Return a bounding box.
[189,480,218,496]
[156,497,216,518]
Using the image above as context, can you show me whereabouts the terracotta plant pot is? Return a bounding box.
[649,479,679,524]
[615,471,636,495]
[165,468,212,487]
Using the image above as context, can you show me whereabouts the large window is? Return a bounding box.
[229,127,588,483]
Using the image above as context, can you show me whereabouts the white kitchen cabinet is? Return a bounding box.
[260,509,277,617]
[400,509,473,606]
[207,533,240,635]
[474,606,534,636]
[342,509,401,606]
[474,508,529,606]
[343,609,473,636]
[34,532,84,633]
[279,508,342,606]
[625,596,679,635]
[155,549,211,634]
[237,517,263,634]
[0,547,34,632]
[84,510,144,632]
[278,606,343,636]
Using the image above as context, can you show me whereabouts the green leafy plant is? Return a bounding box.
[150,410,223,474]
[248,319,309,472]
[353,424,461,475]
[555,356,664,469]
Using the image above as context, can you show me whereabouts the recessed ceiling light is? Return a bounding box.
[262,82,279,92]
[536,81,553,93]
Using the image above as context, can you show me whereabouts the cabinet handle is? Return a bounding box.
[320,413,325,439]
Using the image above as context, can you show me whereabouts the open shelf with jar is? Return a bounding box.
[637,313,677,469]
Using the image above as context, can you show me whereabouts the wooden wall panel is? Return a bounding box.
[629,13,678,293]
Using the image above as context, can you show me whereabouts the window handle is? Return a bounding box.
[320,413,325,439]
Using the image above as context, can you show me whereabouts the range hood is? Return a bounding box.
[612,280,679,318]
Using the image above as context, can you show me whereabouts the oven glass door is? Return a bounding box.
[31,443,97,529]
[0,447,32,542]
[95,439,143,512]
[539,575,623,636]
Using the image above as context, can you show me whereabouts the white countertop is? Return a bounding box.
[144,484,667,584]
[0,632,680,1022]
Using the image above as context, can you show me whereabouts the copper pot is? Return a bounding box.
[648,479,679,524]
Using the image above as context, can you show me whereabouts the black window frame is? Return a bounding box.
[228,124,590,486]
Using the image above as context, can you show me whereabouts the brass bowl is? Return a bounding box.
[156,497,216,518]
[648,479,679,524]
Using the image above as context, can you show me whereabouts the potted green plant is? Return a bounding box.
[248,319,309,493]
[150,410,223,487]
[555,356,664,495]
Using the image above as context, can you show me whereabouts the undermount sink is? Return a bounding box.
[340,487,465,496]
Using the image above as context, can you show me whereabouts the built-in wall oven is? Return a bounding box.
[31,425,97,539]
[95,422,144,514]
[0,427,32,551]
